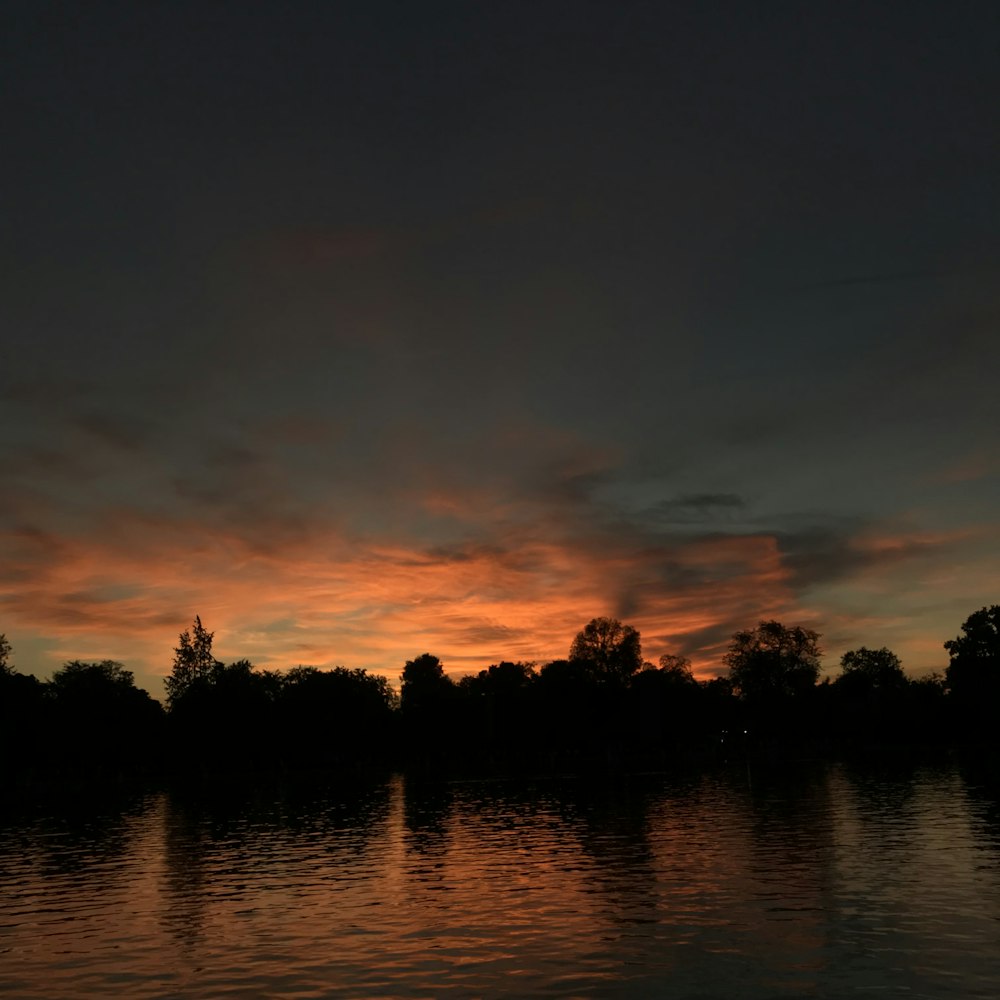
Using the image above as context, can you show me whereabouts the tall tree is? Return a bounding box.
[399,653,454,759]
[400,653,451,716]
[725,620,821,700]
[944,605,1000,704]
[0,634,46,774]
[165,616,220,709]
[569,617,643,684]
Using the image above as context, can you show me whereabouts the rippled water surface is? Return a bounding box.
[2,761,1000,998]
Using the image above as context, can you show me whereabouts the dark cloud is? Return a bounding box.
[74,411,156,452]
[530,461,617,509]
[440,617,521,648]
[167,438,316,549]
[678,494,746,510]
[644,494,748,524]
[425,541,507,566]
[9,524,72,559]
[777,525,943,592]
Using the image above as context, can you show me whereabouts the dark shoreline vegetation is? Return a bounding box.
[1,607,998,788]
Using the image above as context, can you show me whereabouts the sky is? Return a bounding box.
[3,1,998,698]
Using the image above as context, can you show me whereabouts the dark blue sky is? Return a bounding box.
[3,1,998,692]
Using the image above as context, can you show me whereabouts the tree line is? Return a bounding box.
[1,606,998,782]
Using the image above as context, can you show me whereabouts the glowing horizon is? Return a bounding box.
[4,476,991,698]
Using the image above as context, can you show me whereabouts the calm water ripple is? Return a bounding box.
[2,760,1000,998]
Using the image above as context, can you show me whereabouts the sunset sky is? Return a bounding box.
[3,1,997,697]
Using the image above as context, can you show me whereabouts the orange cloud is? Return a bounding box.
[1,488,802,695]
[6,458,985,697]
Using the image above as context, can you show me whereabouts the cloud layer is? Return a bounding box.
[4,390,991,696]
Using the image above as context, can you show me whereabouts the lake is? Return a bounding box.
[2,759,999,998]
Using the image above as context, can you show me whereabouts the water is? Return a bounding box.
[2,760,999,998]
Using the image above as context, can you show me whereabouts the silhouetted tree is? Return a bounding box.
[905,671,949,743]
[629,656,702,754]
[401,653,450,712]
[458,661,536,703]
[838,646,906,692]
[536,657,604,761]
[552,620,648,761]
[483,659,536,690]
[174,657,287,770]
[723,621,821,747]
[657,652,697,685]
[945,606,1000,736]
[569,617,643,685]
[700,675,736,710]
[830,647,909,744]
[0,636,47,781]
[278,665,397,767]
[400,654,455,761]
[192,659,282,767]
[725,621,821,700]
[945,606,1000,698]
[165,616,221,709]
[47,659,165,773]
[455,661,537,761]
[163,620,278,771]
[50,658,136,693]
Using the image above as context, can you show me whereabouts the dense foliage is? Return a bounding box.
[944,605,1000,721]
[1,608,997,783]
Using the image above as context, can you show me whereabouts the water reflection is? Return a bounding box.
[403,778,453,855]
[960,757,1000,860]
[162,778,396,951]
[2,763,1000,998]
[162,792,209,948]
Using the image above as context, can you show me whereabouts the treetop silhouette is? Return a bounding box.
[569,616,643,684]
[724,620,821,700]
[945,605,1000,704]
[838,646,906,692]
[165,615,221,708]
